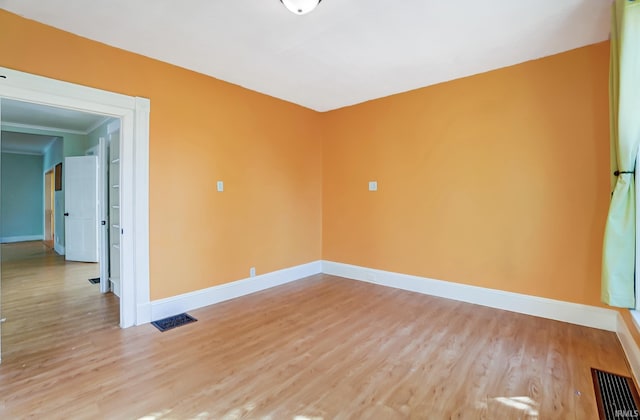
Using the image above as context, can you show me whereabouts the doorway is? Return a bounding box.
[0,103,122,365]
[0,66,151,336]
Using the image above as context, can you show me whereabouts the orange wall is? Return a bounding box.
[0,10,322,299]
[0,9,617,311]
[321,42,611,307]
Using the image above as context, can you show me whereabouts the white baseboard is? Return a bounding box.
[321,260,619,332]
[54,243,65,255]
[0,235,43,243]
[139,260,322,324]
[617,312,640,384]
[140,259,619,332]
[133,257,639,383]
[111,278,121,298]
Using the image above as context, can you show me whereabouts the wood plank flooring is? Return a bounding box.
[0,241,631,419]
[0,241,117,363]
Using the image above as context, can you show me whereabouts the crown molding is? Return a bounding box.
[3,121,90,135]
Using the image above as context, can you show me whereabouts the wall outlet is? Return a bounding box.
[250,267,256,277]
[217,180,224,192]
[368,181,378,191]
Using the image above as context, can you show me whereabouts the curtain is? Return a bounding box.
[602,0,640,308]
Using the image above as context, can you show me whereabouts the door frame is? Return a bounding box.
[98,136,110,294]
[0,66,150,328]
[85,138,111,294]
[44,168,55,248]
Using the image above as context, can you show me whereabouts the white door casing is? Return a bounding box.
[0,66,150,328]
[64,156,99,263]
[107,123,122,298]
[44,169,54,245]
[98,136,110,293]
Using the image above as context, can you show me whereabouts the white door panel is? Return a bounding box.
[98,137,110,293]
[65,156,99,262]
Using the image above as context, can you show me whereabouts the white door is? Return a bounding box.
[98,138,110,293]
[64,156,99,262]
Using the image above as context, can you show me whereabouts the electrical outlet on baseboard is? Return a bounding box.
[250,267,256,277]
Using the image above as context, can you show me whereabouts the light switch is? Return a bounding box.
[368,181,378,191]
[217,180,224,192]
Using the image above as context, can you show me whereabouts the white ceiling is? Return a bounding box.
[1,99,110,154]
[0,0,611,111]
[1,131,58,155]
[2,99,109,134]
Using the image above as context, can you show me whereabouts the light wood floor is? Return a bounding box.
[0,242,631,419]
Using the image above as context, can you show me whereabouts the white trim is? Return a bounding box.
[106,118,121,135]
[85,116,111,136]
[111,278,121,298]
[617,312,640,384]
[1,121,88,136]
[137,258,621,333]
[322,261,619,332]
[0,235,43,243]
[42,168,53,248]
[630,310,640,332]
[54,242,64,255]
[140,261,322,324]
[0,150,44,156]
[0,66,150,329]
[636,150,640,310]
[3,118,111,136]
[98,137,109,294]
[132,98,150,325]
[85,145,98,156]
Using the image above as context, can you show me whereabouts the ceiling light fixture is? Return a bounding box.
[280,0,322,15]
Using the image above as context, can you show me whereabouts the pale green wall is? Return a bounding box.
[86,117,117,152]
[0,152,44,240]
[1,124,89,157]
[43,137,63,171]
[1,124,88,250]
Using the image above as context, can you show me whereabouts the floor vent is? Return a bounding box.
[152,313,197,332]
[592,368,640,420]
[88,277,100,284]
